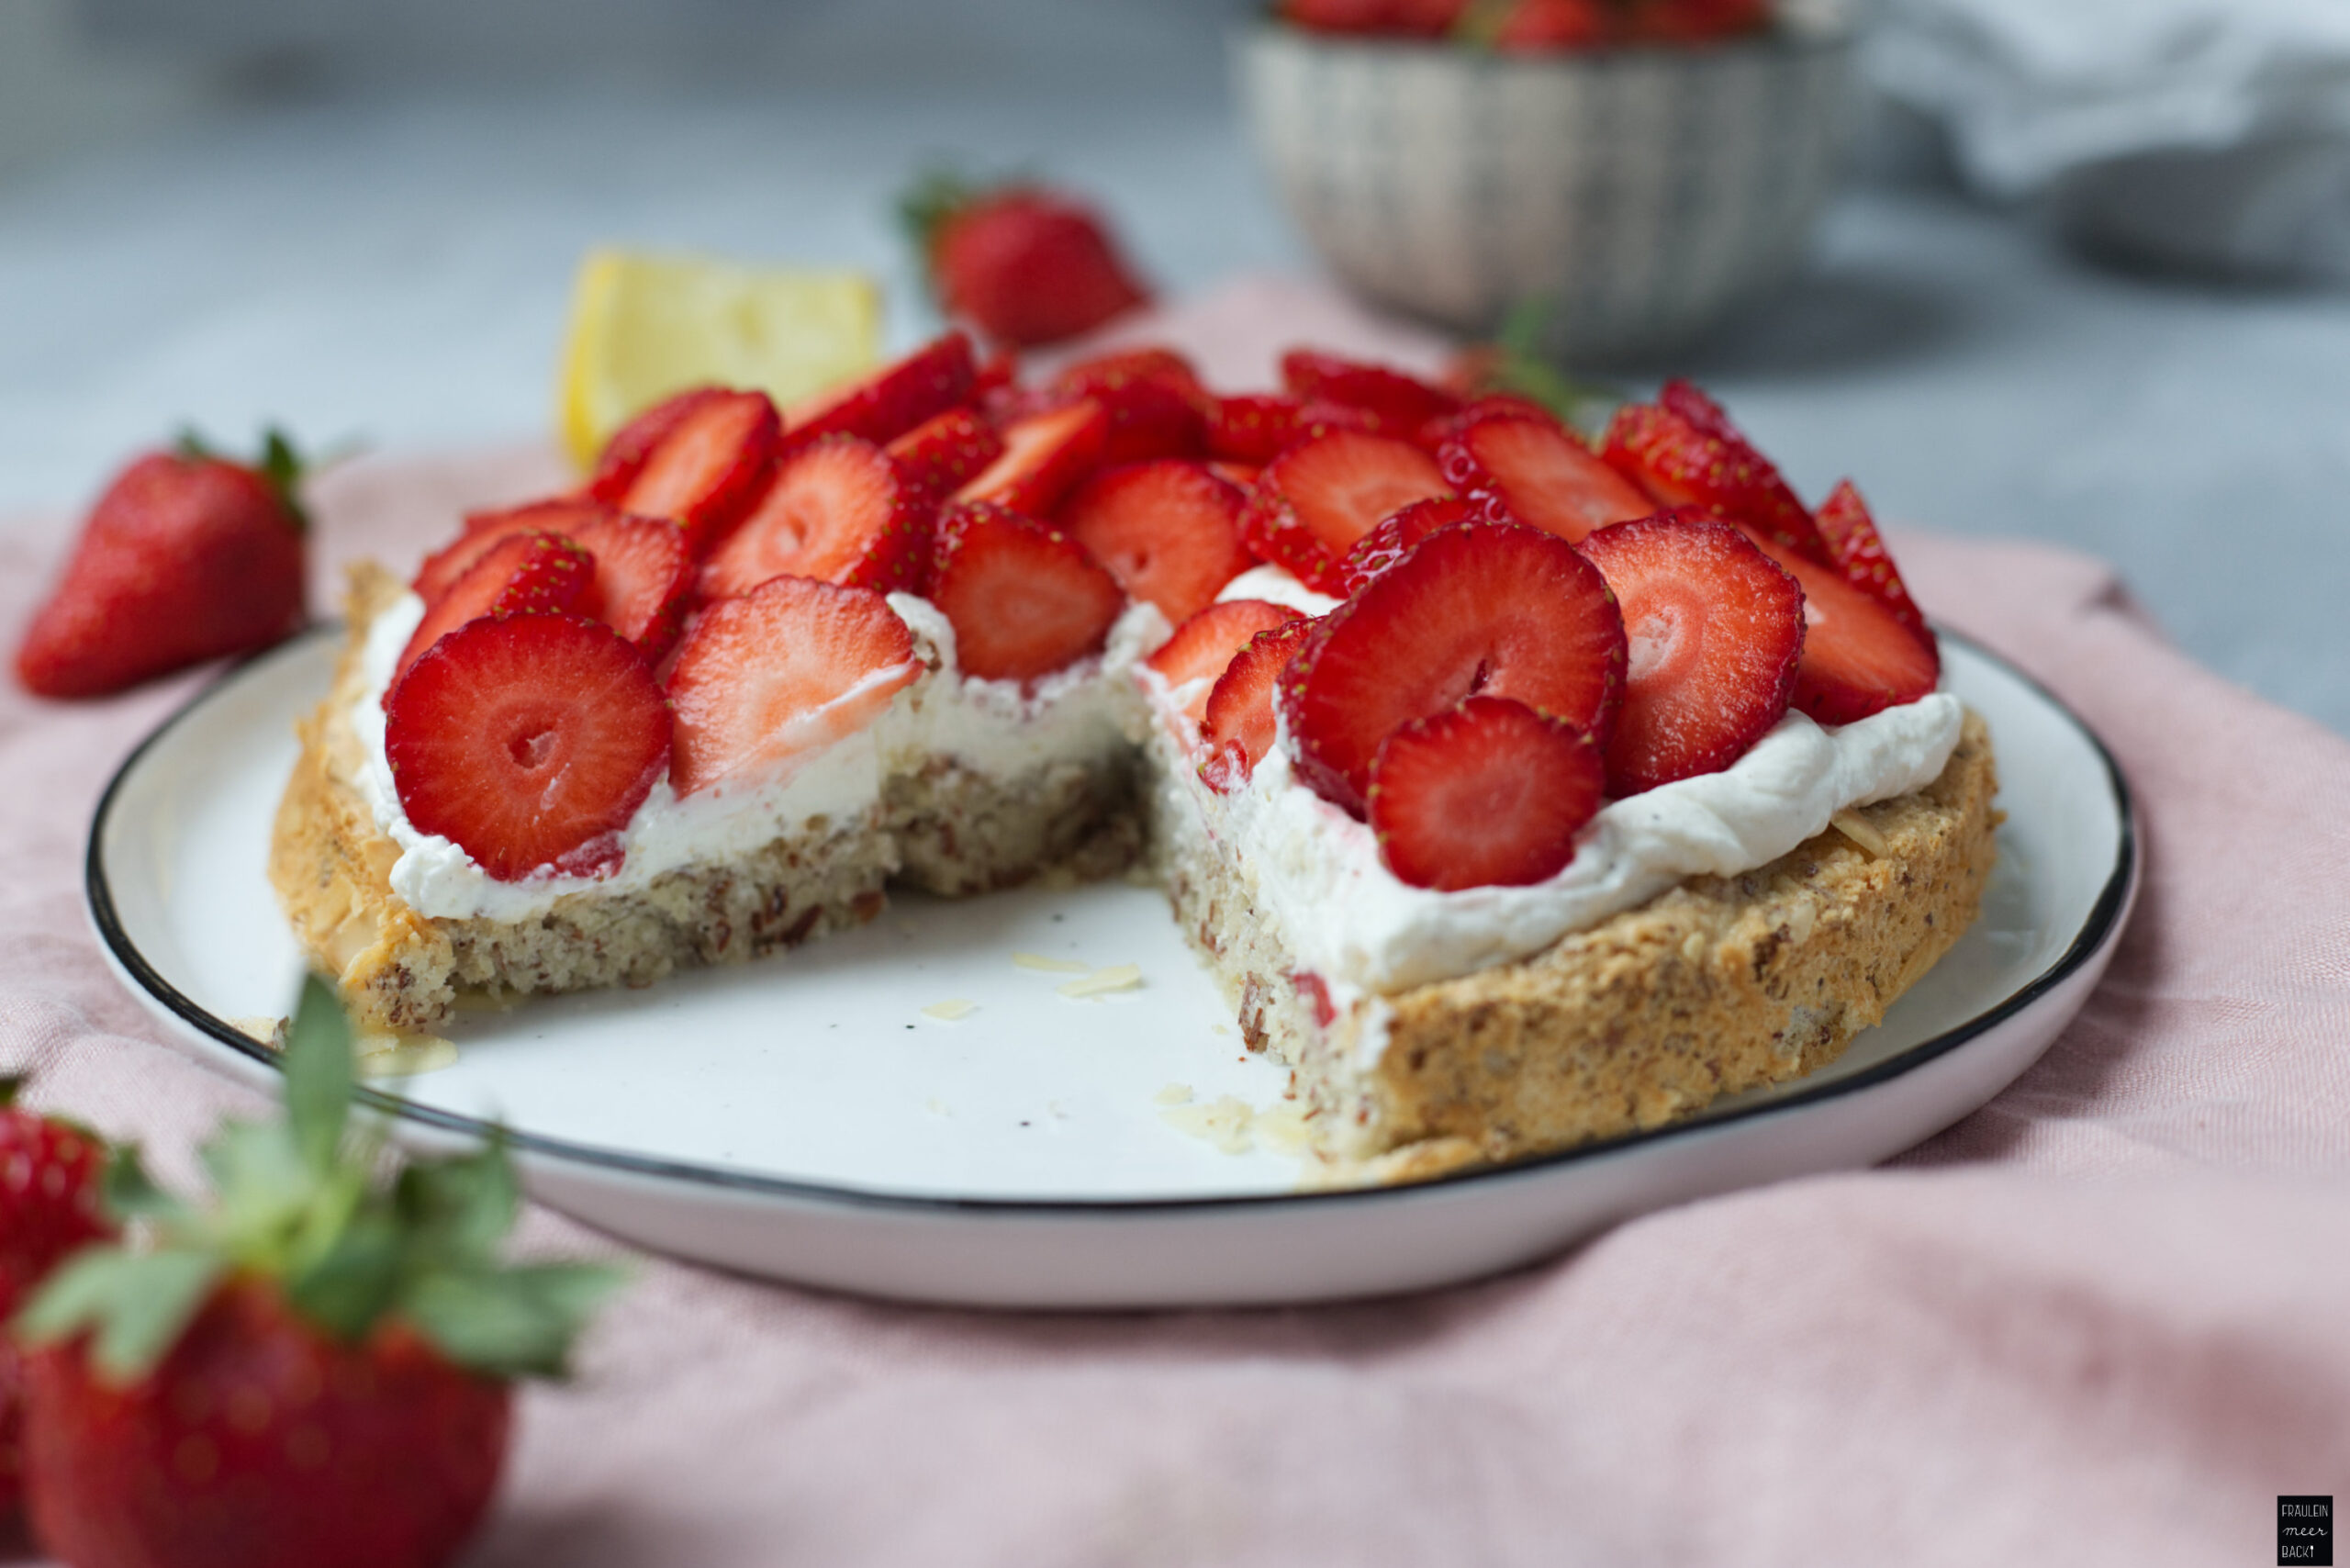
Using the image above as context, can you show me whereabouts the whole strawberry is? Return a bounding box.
[0,1081,113,1513]
[16,431,308,699]
[902,173,1152,348]
[14,980,622,1568]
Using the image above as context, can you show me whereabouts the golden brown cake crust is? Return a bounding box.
[1162,712,2000,1182]
[269,566,896,1035]
[274,564,1998,1189]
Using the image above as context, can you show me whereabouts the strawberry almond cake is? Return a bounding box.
[269,335,1997,1183]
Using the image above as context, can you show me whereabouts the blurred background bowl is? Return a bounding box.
[1237,4,1854,364]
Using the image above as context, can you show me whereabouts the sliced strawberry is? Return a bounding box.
[1367,696,1605,890]
[929,501,1126,683]
[1239,431,1450,597]
[1205,394,1382,465]
[1332,496,1474,597]
[666,575,920,798]
[1070,375,1206,466]
[395,532,594,678]
[971,346,1020,401]
[1281,349,1460,431]
[1416,393,1561,451]
[1050,348,1210,467]
[1600,381,1828,561]
[570,512,695,661]
[1283,521,1625,814]
[1145,599,1302,722]
[1738,526,1940,725]
[385,613,671,881]
[1051,346,1207,407]
[1813,478,1930,644]
[952,399,1111,518]
[1209,461,1262,490]
[1057,460,1253,626]
[701,435,933,601]
[1208,395,1305,465]
[1201,618,1316,790]
[1576,511,1805,795]
[886,408,1004,503]
[1438,414,1655,543]
[603,389,780,554]
[413,497,610,604]
[783,333,977,451]
[586,386,727,502]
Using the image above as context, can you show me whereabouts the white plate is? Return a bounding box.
[88,629,2134,1308]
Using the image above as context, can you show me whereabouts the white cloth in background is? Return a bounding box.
[1866,0,2350,275]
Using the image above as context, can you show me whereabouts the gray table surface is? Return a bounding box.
[3,36,2344,736]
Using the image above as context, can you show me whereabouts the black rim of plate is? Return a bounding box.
[86,624,2134,1219]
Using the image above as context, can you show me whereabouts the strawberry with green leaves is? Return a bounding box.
[14,979,623,1568]
[0,1081,114,1514]
[902,173,1152,348]
[17,431,309,699]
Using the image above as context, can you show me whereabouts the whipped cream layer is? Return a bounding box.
[1147,665,1963,998]
[352,589,1165,923]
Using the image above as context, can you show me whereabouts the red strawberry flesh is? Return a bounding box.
[886,407,1004,503]
[928,501,1126,684]
[386,613,672,881]
[1201,618,1315,789]
[1438,414,1655,543]
[1145,598,1304,722]
[586,386,725,502]
[1600,382,1829,560]
[395,532,594,679]
[1280,349,1460,431]
[784,332,977,451]
[1367,696,1605,890]
[1814,478,1930,644]
[701,435,933,600]
[952,399,1110,518]
[1283,521,1626,814]
[1740,527,1941,726]
[570,511,696,660]
[666,575,921,798]
[1577,511,1806,795]
[1241,430,1449,596]
[610,389,779,554]
[1334,495,1473,597]
[1057,460,1253,626]
[415,497,612,604]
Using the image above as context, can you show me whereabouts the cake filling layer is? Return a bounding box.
[1146,676,1964,997]
[352,589,1164,922]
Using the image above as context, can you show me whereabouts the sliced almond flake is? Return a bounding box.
[1830,809,1889,857]
[1153,1083,1194,1107]
[1057,963,1142,999]
[1013,951,1091,974]
[356,1034,458,1078]
[227,1015,287,1051]
[1160,1096,1257,1155]
[920,999,978,1022]
[1251,1103,1316,1153]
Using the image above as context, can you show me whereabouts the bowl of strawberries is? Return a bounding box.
[1237,0,1856,362]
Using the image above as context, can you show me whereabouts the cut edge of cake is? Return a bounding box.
[270,565,1141,1036]
[1150,711,2000,1185]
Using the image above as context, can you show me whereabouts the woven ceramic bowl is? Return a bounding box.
[1237,7,1854,362]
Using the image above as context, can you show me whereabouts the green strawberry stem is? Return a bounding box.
[1477,298,1622,436]
[174,425,317,534]
[14,977,624,1385]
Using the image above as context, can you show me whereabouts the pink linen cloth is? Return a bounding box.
[2,278,2346,1567]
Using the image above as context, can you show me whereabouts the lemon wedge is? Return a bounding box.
[556,249,881,469]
